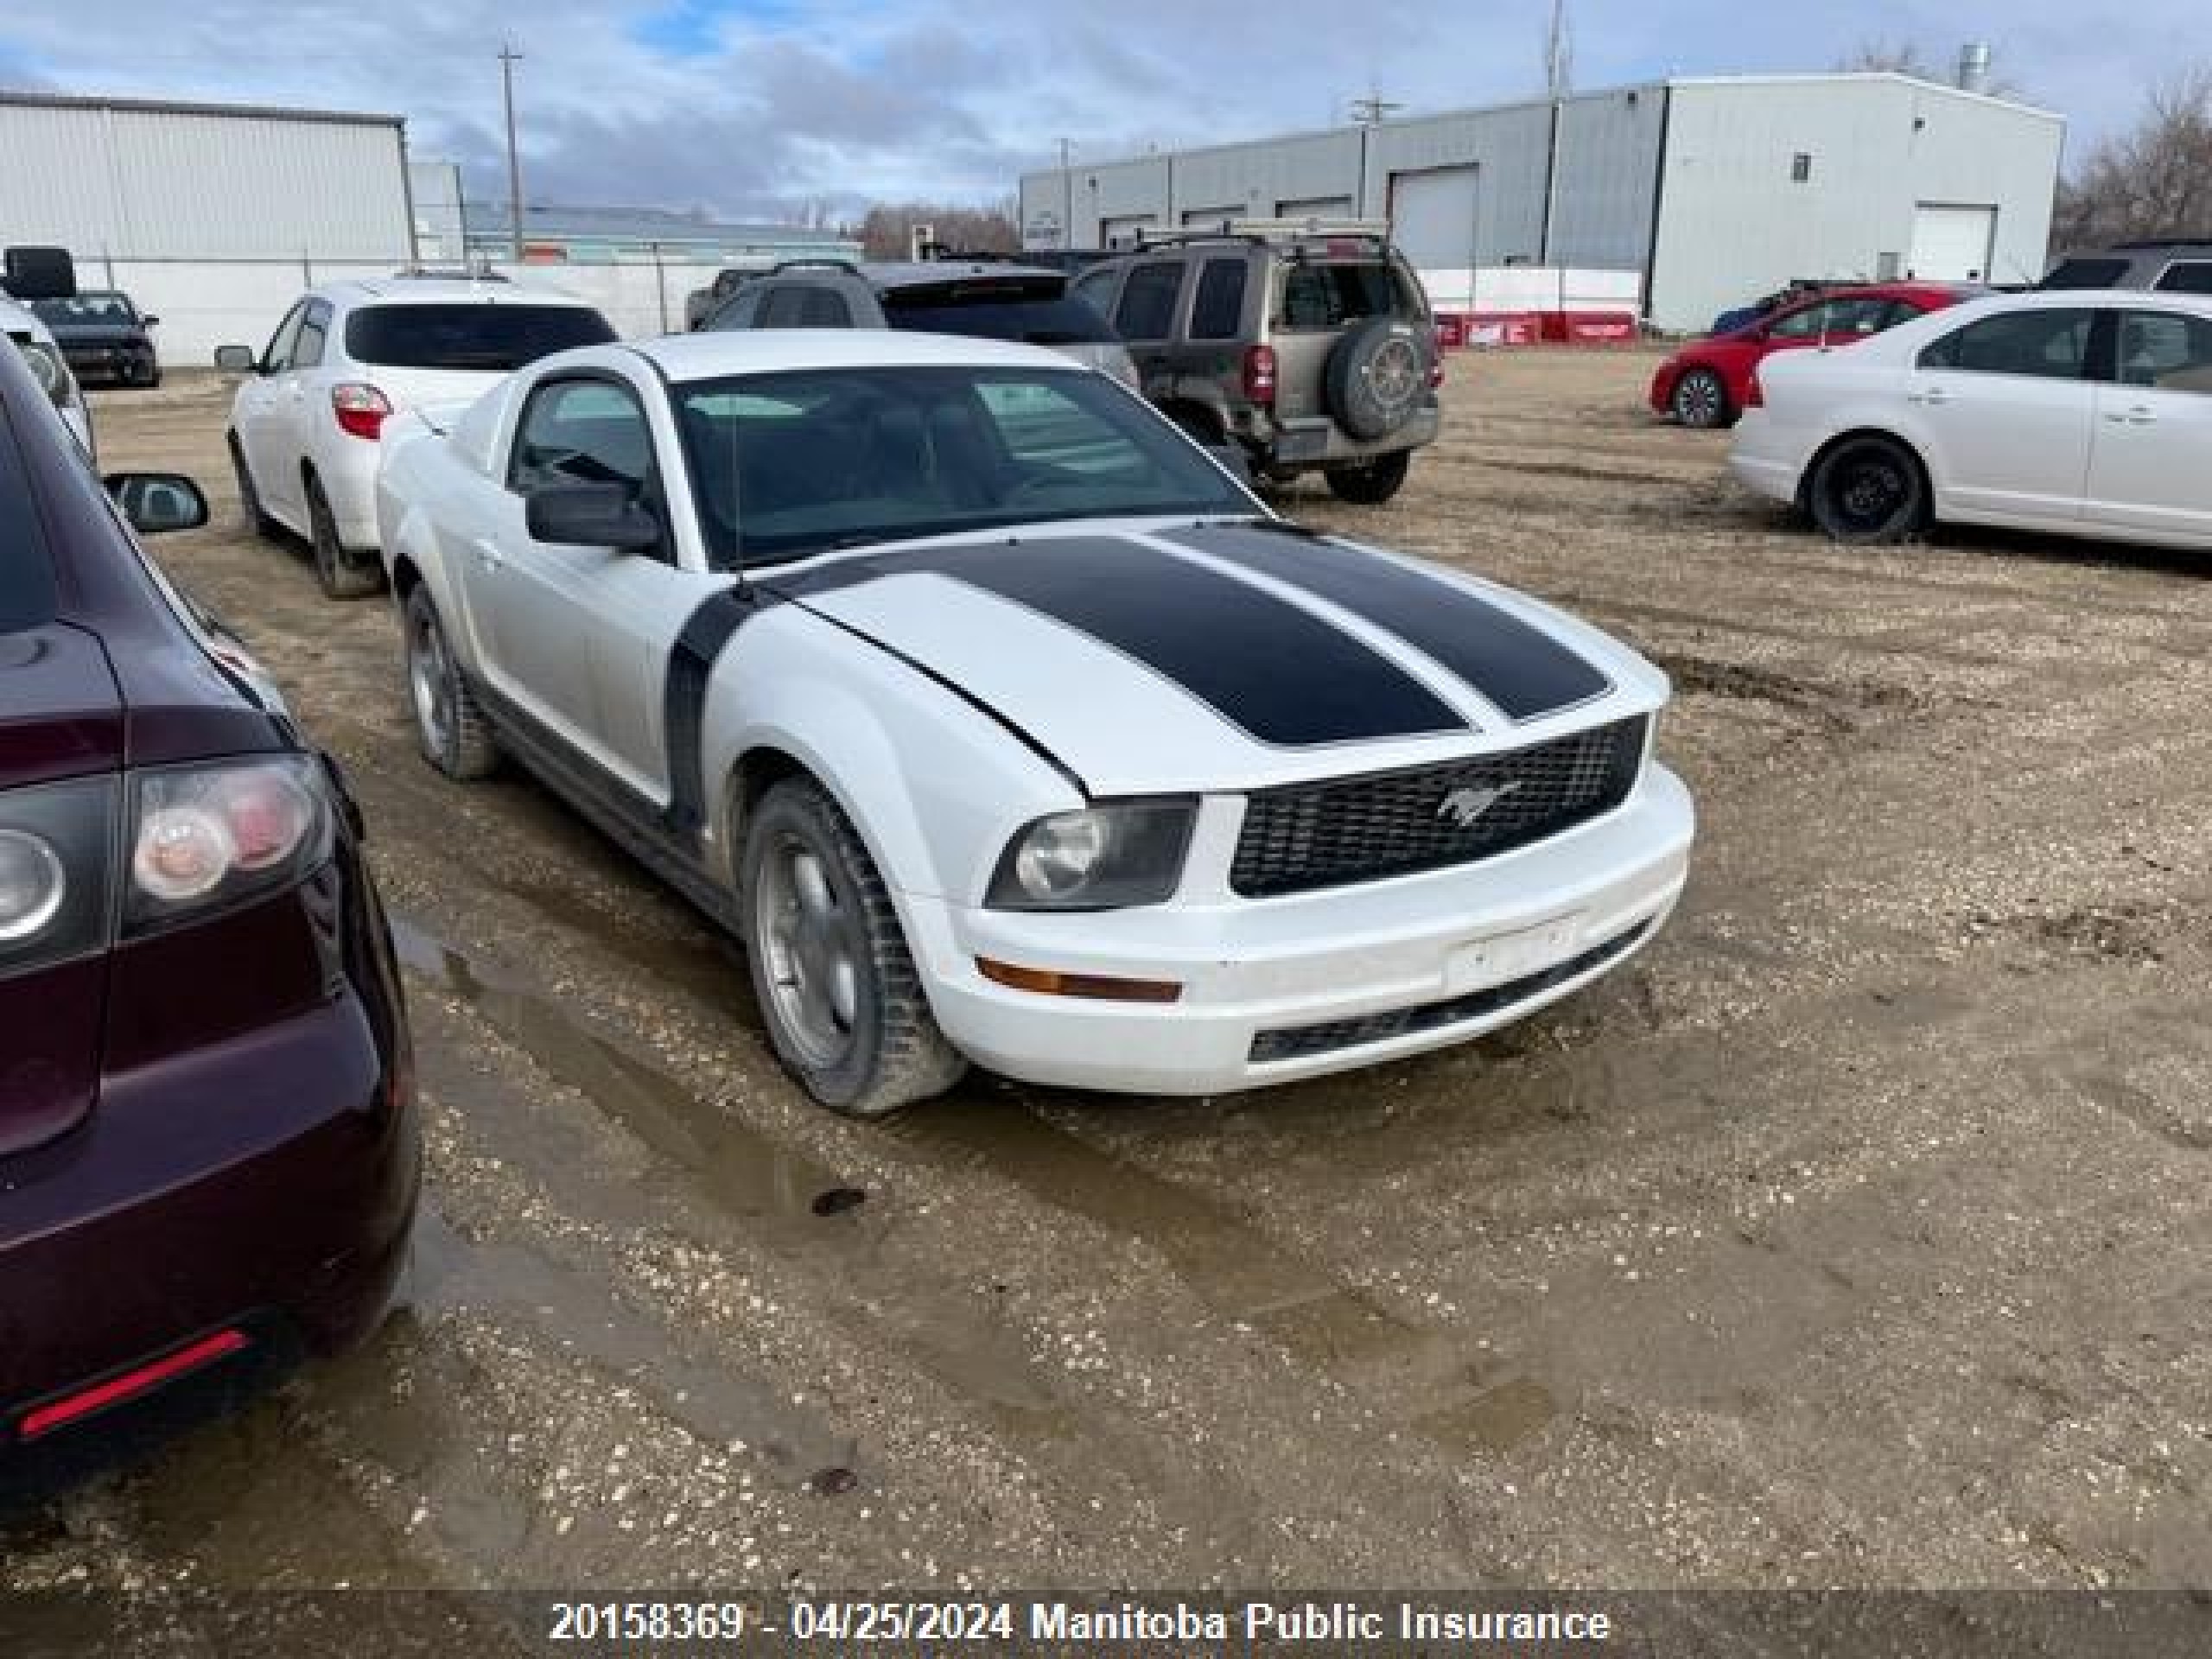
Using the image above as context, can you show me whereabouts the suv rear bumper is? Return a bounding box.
[1248,405,1440,468]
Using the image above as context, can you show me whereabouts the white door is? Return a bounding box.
[1909,305,2098,524]
[1100,214,1157,250]
[234,301,308,530]
[1389,167,1480,289]
[2084,308,2212,543]
[1909,204,1997,282]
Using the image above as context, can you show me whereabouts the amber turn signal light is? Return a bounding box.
[976,957,1184,1003]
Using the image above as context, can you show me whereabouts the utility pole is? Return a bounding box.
[1540,0,1572,265]
[499,41,525,263]
[1349,87,1403,126]
[1059,137,1073,251]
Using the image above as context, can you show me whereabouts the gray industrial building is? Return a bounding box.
[0,90,413,262]
[1020,72,2066,332]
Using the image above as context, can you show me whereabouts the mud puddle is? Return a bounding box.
[391,917,1077,1440]
[905,1096,1559,1453]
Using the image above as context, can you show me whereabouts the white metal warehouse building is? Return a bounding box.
[1019,73,2066,332]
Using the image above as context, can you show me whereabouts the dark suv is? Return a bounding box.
[0,334,416,1464]
[2042,241,2212,294]
[29,289,162,388]
[1071,226,1441,504]
[702,259,1140,387]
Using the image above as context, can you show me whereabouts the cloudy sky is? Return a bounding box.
[0,1,2196,223]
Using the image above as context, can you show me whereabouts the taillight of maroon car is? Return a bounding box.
[0,756,335,1154]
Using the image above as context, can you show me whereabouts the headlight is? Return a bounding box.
[0,829,67,943]
[13,339,71,406]
[986,801,1197,911]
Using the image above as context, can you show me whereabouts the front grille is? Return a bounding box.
[1249,920,1651,1065]
[1230,716,1647,899]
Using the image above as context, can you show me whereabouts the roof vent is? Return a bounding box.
[1956,42,1993,95]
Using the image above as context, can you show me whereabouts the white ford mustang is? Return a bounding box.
[376,330,1694,1115]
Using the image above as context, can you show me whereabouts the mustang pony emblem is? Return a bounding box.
[1436,782,1522,829]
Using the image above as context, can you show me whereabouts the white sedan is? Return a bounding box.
[376,330,1693,1115]
[1732,288,2212,549]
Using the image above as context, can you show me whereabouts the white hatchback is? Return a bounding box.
[217,277,615,596]
[1732,289,2212,550]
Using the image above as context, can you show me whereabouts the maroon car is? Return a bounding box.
[0,330,416,1461]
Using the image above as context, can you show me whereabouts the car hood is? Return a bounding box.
[760,518,1666,796]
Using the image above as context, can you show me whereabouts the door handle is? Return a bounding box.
[471,537,505,572]
[2102,407,2158,425]
[1907,387,1955,406]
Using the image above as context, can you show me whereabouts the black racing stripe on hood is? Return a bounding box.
[1166,523,1611,722]
[770,537,1467,747]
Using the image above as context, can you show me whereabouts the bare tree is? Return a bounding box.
[859,200,1020,260]
[1836,39,1933,77]
[2055,66,2212,251]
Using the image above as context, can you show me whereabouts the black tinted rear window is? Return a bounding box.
[0,406,57,633]
[343,303,616,371]
[2040,258,2129,290]
[2154,261,2212,294]
[882,290,1117,346]
[1274,260,1424,329]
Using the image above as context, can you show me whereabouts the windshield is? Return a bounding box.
[30,294,136,327]
[882,288,1120,347]
[344,303,615,371]
[673,365,1252,568]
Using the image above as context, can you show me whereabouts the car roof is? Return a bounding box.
[310,277,600,308]
[629,327,1084,382]
[856,261,1069,290]
[1966,286,2212,314]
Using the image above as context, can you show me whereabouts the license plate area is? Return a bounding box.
[1445,913,1584,994]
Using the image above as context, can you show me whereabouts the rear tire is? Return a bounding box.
[230,435,281,541]
[741,778,967,1117]
[1669,368,1732,429]
[1807,435,1929,545]
[307,473,382,600]
[1324,448,1412,505]
[404,586,499,780]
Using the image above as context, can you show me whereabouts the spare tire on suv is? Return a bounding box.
[1325,318,1432,441]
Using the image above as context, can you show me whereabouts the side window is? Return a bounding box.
[1113,262,1185,341]
[2116,310,2212,392]
[1880,300,1926,328]
[263,302,308,372]
[293,302,331,370]
[1764,301,1829,340]
[508,378,663,542]
[1189,258,1249,340]
[2152,261,2212,295]
[795,286,853,327]
[714,284,764,329]
[758,287,812,328]
[1918,308,2094,379]
[1820,296,1894,336]
[1071,266,1119,318]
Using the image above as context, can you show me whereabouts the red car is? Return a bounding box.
[1649,282,1981,429]
[0,330,416,1465]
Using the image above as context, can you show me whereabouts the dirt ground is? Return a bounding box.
[5,352,2209,1630]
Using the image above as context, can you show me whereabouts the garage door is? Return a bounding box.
[1100,214,1159,249]
[1276,195,1355,222]
[1389,167,1480,276]
[1909,205,1997,282]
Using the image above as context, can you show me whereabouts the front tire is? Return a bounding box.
[1669,367,1732,429]
[1807,435,1929,545]
[404,586,499,780]
[741,779,966,1117]
[1325,448,1412,505]
[308,473,383,600]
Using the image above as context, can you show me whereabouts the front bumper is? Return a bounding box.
[906,764,1694,1096]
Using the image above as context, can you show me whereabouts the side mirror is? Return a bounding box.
[213,344,257,373]
[524,482,661,551]
[1205,442,1253,485]
[106,472,209,535]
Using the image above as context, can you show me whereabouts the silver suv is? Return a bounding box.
[1071,223,1440,504]
[2042,241,2212,294]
